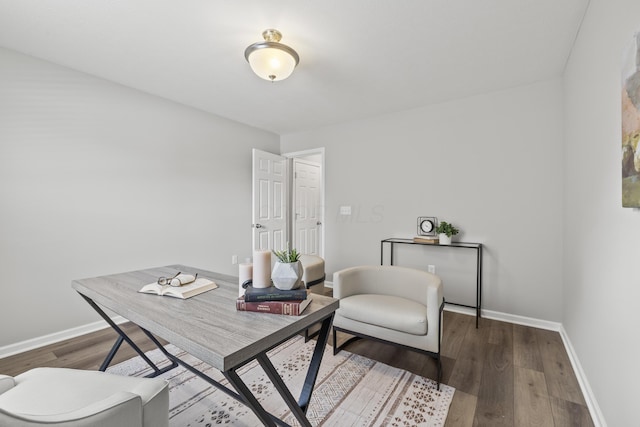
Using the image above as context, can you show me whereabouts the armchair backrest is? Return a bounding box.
[333,265,442,306]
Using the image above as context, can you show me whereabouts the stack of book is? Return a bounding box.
[236,286,312,316]
[413,235,439,244]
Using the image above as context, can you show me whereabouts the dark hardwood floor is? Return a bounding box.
[0,311,593,426]
[336,312,594,427]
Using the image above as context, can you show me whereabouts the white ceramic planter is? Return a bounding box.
[272,260,303,290]
[438,233,452,245]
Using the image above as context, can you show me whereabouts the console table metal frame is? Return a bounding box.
[72,265,338,427]
[381,238,483,328]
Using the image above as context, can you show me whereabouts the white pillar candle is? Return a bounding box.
[238,263,253,297]
[252,250,272,288]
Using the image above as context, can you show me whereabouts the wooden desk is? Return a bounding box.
[72,264,338,427]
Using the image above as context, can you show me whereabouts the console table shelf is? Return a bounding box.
[380,237,483,328]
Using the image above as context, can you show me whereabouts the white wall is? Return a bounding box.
[0,47,279,347]
[564,1,640,425]
[281,78,565,322]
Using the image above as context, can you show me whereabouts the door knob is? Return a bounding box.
[253,223,264,229]
[316,221,322,226]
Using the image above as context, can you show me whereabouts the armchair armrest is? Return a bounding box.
[0,375,15,395]
[0,391,143,426]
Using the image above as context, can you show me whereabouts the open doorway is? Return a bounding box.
[252,148,324,257]
[286,148,324,256]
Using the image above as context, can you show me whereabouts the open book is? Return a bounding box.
[139,276,217,299]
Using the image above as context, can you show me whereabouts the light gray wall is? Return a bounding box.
[281,78,565,321]
[564,0,640,424]
[0,47,279,347]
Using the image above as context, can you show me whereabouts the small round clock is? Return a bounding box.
[417,217,437,236]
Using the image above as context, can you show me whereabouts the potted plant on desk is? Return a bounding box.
[435,221,459,245]
[271,247,303,290]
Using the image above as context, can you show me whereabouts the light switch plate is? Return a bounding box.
[340,205,352,215]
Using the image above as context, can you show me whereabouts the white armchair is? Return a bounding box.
[332,265,444,388]
[0,367,169,427]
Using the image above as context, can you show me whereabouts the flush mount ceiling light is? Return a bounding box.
[244,29,299,82]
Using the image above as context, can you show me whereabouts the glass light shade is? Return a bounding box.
[247,45,298,82]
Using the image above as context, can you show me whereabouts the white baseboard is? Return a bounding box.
[475,306,562,331]
[558,326,607,427]
[444,304,563,331]
[0,316,126,359]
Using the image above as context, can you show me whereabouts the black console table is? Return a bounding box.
[381,238,483,328]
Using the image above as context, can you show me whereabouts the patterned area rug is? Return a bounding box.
[107,336,454,426]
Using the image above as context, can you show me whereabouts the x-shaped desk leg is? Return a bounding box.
[223,314,333,427]
[79,293,178,377]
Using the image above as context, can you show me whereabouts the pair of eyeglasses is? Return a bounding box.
[157,272,198,287]
[157,272,181,286]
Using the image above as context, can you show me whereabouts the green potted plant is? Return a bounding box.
[271,247,303,290]
[435,221,459,245]
[272,248,301,263]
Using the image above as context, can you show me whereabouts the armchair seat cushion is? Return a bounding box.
[338,294,428,335]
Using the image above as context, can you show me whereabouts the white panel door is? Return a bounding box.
[292,159,322,255]
[252,149,287,251]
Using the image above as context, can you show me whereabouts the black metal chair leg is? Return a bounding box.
[436,356,442,391]
[332,327,337,355]
[332,330,361,355]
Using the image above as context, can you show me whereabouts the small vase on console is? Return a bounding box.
[438,233,452,245]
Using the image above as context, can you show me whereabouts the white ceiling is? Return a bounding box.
[0,0,589,135]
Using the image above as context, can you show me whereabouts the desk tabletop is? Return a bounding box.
[72,264,339,372]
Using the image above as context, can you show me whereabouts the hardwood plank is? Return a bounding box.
[0,351,58,377]
[441,310,473,359]
[514,367,554,426]
[488,317,512,346]
[335,334,433,376]
[550,396,595,427]
[448,355,483,398]
[50,332,161,371]
[333,327,447,386]
[536,329,585,405]
[394,345,438,379]
[48,326,120,357]
[0,323,166,375]
[513,324,543,371]
[473,321,514,426]
[444,390,476,427]
[447,316,492,396]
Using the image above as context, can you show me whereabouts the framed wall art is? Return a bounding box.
[622,32,640,207]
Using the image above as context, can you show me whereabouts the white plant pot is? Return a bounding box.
[439,233,452,245]
[271,261,303,290]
